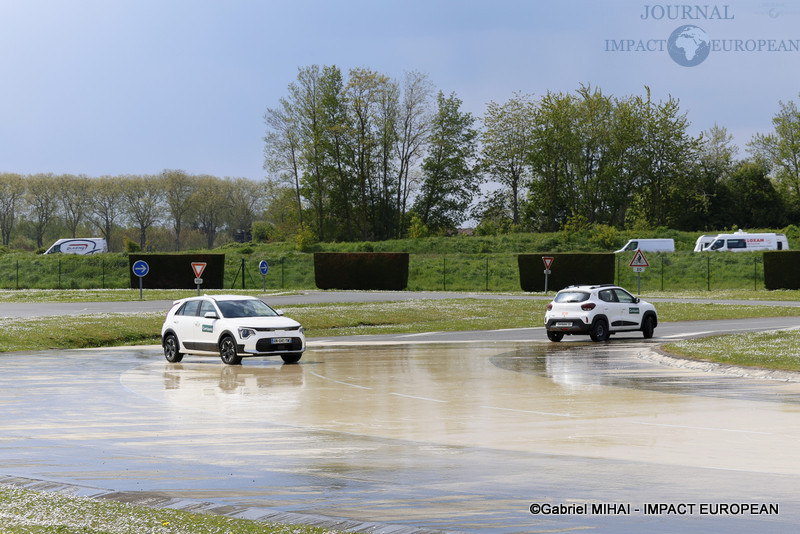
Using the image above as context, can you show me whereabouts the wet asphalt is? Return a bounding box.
[1,336,800,532]
[1,293,800,532]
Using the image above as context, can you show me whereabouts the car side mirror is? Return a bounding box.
[203,312,218,319]
[274,309,285,316]
[634,297,640,303]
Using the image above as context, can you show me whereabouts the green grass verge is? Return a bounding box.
[2,297,799,352]
[0,483,337,534]
[663,330,800,372]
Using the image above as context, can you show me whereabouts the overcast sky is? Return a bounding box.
[1,0,798,180]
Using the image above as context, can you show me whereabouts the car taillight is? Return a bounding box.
[546,303,553,310]
[581,302,596,311]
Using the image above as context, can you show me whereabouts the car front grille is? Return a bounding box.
[256,338,303,352]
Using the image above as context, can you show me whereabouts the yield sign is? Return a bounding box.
[191,262,207,278]
[629,249,650,268]
[542,256,554,270]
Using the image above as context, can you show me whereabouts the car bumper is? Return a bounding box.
[238,335,305,355]
[544,318,592,334]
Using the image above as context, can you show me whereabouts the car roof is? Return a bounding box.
[559,284,617,291]
[172,294,261,304]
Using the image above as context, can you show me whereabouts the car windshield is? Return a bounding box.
[215,299,278,318]
[554,291,590,303]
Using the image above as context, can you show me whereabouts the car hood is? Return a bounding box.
[223,316,302,329]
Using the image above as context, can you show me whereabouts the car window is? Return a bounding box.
[216,299,278,318]
[624,241,637,251]
[198,300,217,317]
[614,289,636,303]
[176,300,200,316]
[554,291,589,303]
[727,239,746,249]
[598,290,617,303]
[711,239,725,250]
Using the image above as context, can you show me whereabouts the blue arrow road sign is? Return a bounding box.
[259,260,269,276]
[132,260,149,277]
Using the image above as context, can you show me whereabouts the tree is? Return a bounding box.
[481,93,534,225]
[0,173,25,246]
[162,169,196,251]
[725,161,785,228]
[88,176,124,251]
[226,177,265,241]
[413,91,479,232]
[120,174,162,251]
[264,95,304,229]
[192,175,230,249]
[393,71,433,237]
[56,174,91,238]
[748,96,800,199]
[26,173,60,248]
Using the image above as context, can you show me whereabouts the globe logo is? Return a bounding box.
[668,25,711,66]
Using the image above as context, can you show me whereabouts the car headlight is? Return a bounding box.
[299,326,304,335]
[238,327,256,339]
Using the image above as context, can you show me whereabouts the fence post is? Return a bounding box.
[707,256,710,291]
[281,257,285,289]
[241,258,246,290]
[485,256,489,291]
[58,260,61,290]
[442,255,446,291]
[15,260,18,290]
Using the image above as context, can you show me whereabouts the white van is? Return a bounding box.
[44,238,108,255]
[693,234,716,252]
[702,231,789,252]
[615,239,675,253]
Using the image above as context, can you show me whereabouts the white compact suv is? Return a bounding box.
[161,294,305,365]
[544,284,658,342]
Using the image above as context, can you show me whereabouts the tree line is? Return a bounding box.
[264,64,800,239]
[0,171,279,252]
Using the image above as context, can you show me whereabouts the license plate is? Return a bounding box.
[555,322,572,328]
[271,337,291,344]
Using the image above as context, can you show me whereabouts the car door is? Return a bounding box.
[597,289,620,328]
[168,299,200,349]
[612,288,640,329]
[194,299,220,352]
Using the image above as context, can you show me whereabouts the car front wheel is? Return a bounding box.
[642,316,656,339]
[590,319,609,342]
[163,334,184,363]
[281,353,302,364]
[219,336,242,365]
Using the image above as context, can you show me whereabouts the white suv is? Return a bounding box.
[161,295,305,365]
[544,284,657,342]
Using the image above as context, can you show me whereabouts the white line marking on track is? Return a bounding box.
[391,393,449,403]
[480,405,577,418]
[309,371,372,390]
[633,421,773,435]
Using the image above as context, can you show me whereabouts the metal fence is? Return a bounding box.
[0,252,770,292]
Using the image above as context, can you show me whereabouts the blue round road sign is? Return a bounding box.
[132,260,149,277]
[259,260,269,276]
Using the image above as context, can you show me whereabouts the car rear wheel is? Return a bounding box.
[281,353,302,364]
[546,331,564,342]
[219,336,242,365]
[589,319,609,342]
[163,334,184,363]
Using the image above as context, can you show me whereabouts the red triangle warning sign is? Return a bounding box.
[191,262,207,278]
[629,249,649,268]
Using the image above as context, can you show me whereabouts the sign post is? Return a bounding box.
[259,260,269,292]
[542,256,554,293]
[191,262,207,296]
[629,249,649,295]
[131,260,149,301]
